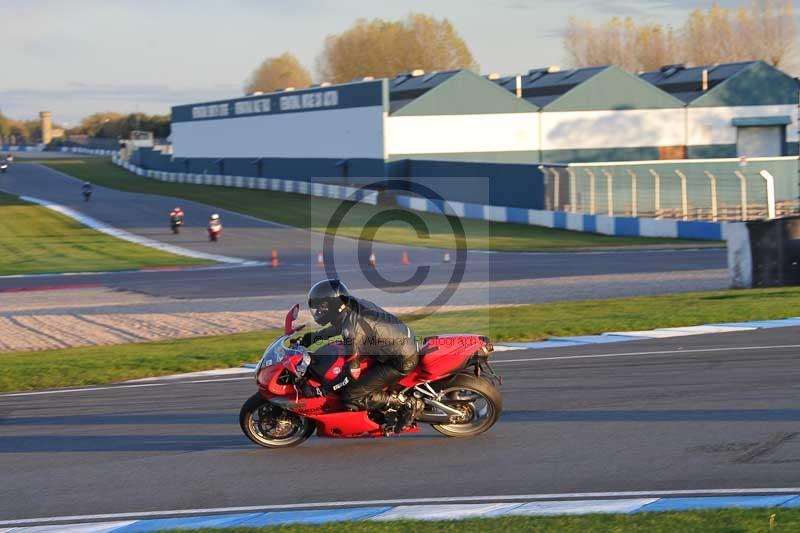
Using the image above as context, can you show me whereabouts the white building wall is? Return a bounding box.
[687,104,799,146]
[385,113,539,155]
[540,109,685,150]
[172,106,384,159]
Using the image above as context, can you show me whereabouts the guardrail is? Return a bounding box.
[112,157,379,205]
[393,194,726,240]
[59,146,118,156]
[113,157,725,240]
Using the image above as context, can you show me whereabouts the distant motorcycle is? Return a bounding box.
[82,182,93,202]
[208,213,222,242]
[0,160,8,174]
[170,208,185,234]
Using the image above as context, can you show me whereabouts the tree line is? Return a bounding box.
[0,111,170,145]
[0,113,42,145]
[564,0,796,72]
[244,13,477,94]
[246,3,797,96]
[3,3,798,145]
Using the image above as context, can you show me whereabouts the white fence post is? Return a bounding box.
[626,170,637,217]
[601,169,614,216]
[551,168,560,211]
[704,170,718,221]
[649,169,661,218]
[585,169,596,215]
[759,170,777,220]
[734,170,749,221]
[568,168,577,212]
[674,170,689,221]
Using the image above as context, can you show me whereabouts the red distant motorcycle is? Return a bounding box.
[239,305,502,448]
[207,215,222,242]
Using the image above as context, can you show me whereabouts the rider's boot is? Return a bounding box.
[394,396,425,433]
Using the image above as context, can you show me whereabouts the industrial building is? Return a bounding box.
[128,60,798,211]
[640,61,799,159]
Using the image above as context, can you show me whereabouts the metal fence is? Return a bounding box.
[541,159,800,222]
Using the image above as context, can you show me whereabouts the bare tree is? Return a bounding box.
[565,0,797,71]
[244,52,312,94]
[565,17,681,72]
[317,13,477,83]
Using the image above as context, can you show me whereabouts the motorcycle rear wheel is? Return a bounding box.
[240,393,315,448]
[430,374,502,438]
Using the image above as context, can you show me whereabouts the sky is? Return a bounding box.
[2,0,796,125]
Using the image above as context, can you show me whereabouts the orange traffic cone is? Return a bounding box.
[401,250,409,266]
[317,253,324,268]
[270,248,279,268]
[368,252,376,268]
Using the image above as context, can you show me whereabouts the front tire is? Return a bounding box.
[239,393,315,448]
[430,374,502,438]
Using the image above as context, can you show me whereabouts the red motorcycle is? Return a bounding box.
[239,305,502,448]
[207,220,222,242]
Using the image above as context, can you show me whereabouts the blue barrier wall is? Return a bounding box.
[129,150,546,209]
[132,148,385,180]
[388,159,545,209]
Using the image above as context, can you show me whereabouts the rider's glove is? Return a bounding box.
[298,332,321,348]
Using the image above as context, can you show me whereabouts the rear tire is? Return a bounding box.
[239,393,315,448]
[430,374,502,438]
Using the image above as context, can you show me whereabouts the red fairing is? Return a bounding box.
[256,354,304,396]
[400,334,486,385]
[312,411,419,438]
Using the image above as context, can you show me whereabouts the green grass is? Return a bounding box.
[3,287,798,392]
[181,508,800,532]
[0,191,211,275]
[0,330,279,392]
[41,159,704,252]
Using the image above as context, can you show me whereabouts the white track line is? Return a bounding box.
[18,194,250,264]
[0,377,251,398]
[3,343,799,398]
[491,343,800,364]
[3,488,799,526]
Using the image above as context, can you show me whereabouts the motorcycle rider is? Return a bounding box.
[82,182,93,201]
[170,207,184,231]
[298,279,424,431]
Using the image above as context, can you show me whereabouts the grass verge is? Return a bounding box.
[41,159,704,252]
[0,191,211,275]
[182,507,800,532]
[2,287,798,392]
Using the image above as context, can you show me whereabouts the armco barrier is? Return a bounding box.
[1,144,45,152]
[112,157,379,205]
[0,145,117,156]
[112,158,725,240]
[394,194,727,240]
[59,146,117,156]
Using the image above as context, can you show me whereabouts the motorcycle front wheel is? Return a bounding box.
[239,393,315,448]
[429,374,502,438]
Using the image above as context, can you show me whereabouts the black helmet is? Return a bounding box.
[308,279,350,325]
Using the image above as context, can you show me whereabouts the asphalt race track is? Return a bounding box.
[0,163,727,308]
[1,327,798,521]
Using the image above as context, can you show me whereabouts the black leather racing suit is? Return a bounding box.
[303,297,418,411]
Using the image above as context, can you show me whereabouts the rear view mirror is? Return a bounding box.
[284,304,301,335]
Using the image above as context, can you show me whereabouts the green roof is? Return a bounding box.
[690,61,799,107]
[543,66,685,111]
[392,70,539,116]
